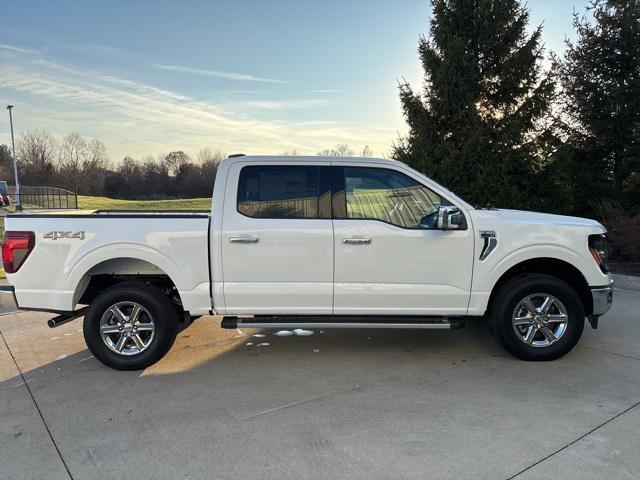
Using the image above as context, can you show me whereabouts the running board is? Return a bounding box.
[221,316,465,330]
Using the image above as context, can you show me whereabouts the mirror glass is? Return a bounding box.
[420,211,439,229]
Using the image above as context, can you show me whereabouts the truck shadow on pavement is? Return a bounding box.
[1,312,499,389]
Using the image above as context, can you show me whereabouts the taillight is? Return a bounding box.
[589,233,609,274]
[2,231,35,274]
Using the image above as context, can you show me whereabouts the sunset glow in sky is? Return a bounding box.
[1,0,582,161]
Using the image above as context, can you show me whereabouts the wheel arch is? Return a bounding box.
[486,257,593,315]
[71,256,183,310]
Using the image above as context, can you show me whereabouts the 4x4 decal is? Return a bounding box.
[43,231,85,240]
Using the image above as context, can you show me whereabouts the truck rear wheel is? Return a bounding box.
[83,281,179,370]
[488,273,585,361]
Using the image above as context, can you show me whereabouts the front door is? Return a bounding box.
[221,162,333,314]
[332,164,474,315]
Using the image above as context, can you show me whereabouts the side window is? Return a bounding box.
[340,167,443,228]
[237,165,330,219]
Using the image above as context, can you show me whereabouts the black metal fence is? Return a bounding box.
[7,186,78,210]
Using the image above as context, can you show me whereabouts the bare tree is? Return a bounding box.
[318,144,354,156]
[0,144,12,180]
[56,133,109,194]
[17,130,58,186]
[82,139,108,194]
[164,151,191,177]
[194,148,223,195]
[119,157,143,194]
[57,133,86,190]
[86,139,107,166]
[142,156,170,197]
[280,149,303,156]
[196,147,226,165]
[360,145,374,157]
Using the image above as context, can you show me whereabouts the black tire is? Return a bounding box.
[488,273,585,361]
[83,281,179,370]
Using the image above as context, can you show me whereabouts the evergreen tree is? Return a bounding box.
[557,0,640,215]
[393,0,558,210]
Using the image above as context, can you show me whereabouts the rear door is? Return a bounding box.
[331,164,474,315]
[221,161,333,314]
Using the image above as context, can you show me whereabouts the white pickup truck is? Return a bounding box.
[0,155,613,370]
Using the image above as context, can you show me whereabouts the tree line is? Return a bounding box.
[0,133,377,199]
[0,133,226,199]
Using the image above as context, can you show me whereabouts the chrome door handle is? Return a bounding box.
[229,237,259,244]
[343,238,371,245]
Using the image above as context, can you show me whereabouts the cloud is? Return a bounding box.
[240,99,330,110]
[0,45,397,159]
[0,43,39,55]
[59,44,126,56]
[307,89,342,94]
[149,63,289,85]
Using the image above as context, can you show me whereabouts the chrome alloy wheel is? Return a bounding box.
[99,301,155,356]
[512,293,569,348]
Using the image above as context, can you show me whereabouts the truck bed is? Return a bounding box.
[4,211,212,314]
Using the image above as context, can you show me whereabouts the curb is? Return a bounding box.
[611,274,640,293]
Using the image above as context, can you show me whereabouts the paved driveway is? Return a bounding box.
[1,288,639,480]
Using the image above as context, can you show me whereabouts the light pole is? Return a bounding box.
[6,105,21,211]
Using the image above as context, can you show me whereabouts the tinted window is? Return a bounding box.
[238,166,330,219]
[340,167,442,228]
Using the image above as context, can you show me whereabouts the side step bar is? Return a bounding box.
[221,316,465,330]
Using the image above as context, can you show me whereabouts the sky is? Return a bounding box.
[0,0,585,162]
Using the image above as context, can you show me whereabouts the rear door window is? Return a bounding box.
[237,165,330,219]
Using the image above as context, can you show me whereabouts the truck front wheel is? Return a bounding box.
[488,273,585,361]
[83,281,179,370]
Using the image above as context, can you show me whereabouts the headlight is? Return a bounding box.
[589,234,609,273]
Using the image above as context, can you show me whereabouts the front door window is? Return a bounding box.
[335,167,443,229]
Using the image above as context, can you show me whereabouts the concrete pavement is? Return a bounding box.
[1,288,639,480]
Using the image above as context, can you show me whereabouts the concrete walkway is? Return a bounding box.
[1,288,639,479]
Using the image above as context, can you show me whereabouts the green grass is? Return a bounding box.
[0,196,211,279]
[77,195,211,211]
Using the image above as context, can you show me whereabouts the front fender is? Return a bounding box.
[468,244,607,315]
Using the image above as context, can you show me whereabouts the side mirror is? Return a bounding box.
[437,206,466,230]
